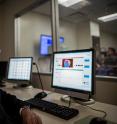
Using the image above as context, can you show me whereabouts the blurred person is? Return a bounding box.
[103,47,117,76]
[104,47,117,66]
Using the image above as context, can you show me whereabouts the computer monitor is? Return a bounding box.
[52,49,95,100]
[7,57,33,83]
[40,34,64,55]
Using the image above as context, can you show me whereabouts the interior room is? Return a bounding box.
[0,0,117,123]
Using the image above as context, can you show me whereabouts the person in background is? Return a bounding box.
[0,89,42,124]
[103,47,117,76]
[96,47,117,76]
[104,47,117,66]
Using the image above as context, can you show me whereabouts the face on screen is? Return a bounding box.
[53,50,93,93]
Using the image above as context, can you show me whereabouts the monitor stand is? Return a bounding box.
[13,83,32,89]
[72,97,95,105]
[61,95,95,105]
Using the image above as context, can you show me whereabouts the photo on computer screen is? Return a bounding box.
[62,59,73,68]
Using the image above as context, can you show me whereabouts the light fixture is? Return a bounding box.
[58,0,85,7]
[98,13,117,22]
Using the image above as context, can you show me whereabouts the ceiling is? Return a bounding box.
[33,0,117,34]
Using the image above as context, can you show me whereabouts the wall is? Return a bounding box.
[0,0,34,60]
[76,21,91,49]
[60,20,91,50]
[0,4,4,60]
[19,12,52,72]
[19,12,80,55]
[20,12,51,58]
[95,78,117,105]
[59,20,78,50]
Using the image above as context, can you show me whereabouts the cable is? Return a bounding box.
[61,95,107,119]
[85,105,107,119]
[33,62,44,91]
[72,98,107,119]
[77,101,107,119]
[68,96,71,108]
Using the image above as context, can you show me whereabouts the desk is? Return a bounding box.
[1,83,117,124]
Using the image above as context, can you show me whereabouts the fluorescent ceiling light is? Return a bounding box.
[98,13,117,22]
[58,0,85,7]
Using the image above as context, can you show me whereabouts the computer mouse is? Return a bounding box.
[34,92,47,99]
[90,117,107,124]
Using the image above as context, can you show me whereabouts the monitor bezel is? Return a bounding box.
[51,49,95,95]
[7,57,33,82]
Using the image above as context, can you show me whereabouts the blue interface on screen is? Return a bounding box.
[53,51,93,92]
[40,35,64,55]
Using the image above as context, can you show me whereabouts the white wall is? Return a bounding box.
[59,20,78,50]
[20,12,52,72]
[20,12,51,57]
[60,20,91,50]
[76,21,91,49]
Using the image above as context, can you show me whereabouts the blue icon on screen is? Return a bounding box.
[84,65,90,68]
[84,75,90,78]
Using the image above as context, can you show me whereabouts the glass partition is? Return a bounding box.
[15,0,117,77]
[57,0,117,78]
[15,0,53,73]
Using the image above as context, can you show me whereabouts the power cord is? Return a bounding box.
[33,62,44,91]
[61,95,107,119]
[33,62,47,98]
[68,96,71,107]
[73,98,107,119]
[84,105,107,119]
[75,101,107,119]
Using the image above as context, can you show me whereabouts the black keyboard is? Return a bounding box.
[26,98,79,120]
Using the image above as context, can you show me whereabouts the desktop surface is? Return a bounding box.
[1,82,117,124]
[74,115,116,124]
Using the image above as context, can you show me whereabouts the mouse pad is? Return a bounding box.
[74,115,117,124]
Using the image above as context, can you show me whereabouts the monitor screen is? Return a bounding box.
[52,49,94,95]
[7,57,33,81]
[40,34,64,55]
